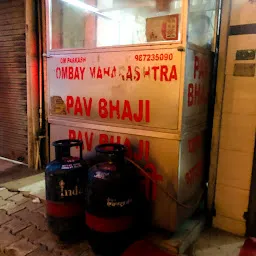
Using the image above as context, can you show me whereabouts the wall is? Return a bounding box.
[211,0,256,236]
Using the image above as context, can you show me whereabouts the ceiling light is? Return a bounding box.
[60,0,116,21]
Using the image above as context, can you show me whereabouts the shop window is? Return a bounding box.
[187,0,216,49]
[50,0,182,49]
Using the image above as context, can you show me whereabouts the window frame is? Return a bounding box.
[45,0,188,53]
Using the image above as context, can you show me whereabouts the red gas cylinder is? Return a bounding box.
[122,240,175,256]
[86,144,141,256]
[45,139,88,241]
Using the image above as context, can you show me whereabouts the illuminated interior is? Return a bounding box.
[50,0,216,50]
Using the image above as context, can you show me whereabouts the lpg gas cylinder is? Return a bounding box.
[45,139,87,241]
[85,144,140,256]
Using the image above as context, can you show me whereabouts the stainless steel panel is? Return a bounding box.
[178,129,206,203]
[49,122,203,231]
[48,47,182,131]
[182,47,212,131]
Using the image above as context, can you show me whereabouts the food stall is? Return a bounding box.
[46,0,218,232]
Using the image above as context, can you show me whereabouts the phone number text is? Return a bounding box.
[135,53,173,61]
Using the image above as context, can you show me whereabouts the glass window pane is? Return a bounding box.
[188,0,217,49]
[50,0,182,49]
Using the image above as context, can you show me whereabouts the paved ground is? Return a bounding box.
[0,188,92,256]
[0,159,42,185]
[194,228,244,255]
[0,158,246,256]
[0,186,245,256]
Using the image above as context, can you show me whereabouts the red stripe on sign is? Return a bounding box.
[85,212,133,233]
[46,200,84,218]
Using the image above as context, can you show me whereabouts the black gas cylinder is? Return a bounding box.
[86,144,141,256]
[45,139,88,241]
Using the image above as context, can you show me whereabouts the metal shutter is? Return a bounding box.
[0,0,27,163]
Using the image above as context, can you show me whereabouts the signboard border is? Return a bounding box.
[47,45,185,133]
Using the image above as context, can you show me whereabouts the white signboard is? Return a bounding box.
[48,48,181,131]
[182,48,212,130]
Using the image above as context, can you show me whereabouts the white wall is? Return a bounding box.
[211,0,256,236]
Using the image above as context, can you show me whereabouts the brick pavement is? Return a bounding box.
[0,188,92,256]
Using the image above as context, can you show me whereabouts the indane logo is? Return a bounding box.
[59,180,83,197]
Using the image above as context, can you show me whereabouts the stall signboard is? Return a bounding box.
[48,48,182,131]
[182,48,212,131]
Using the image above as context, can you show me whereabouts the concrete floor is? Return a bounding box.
[0,158,246,256]
[0,158,42,185]
[193,227,245,255]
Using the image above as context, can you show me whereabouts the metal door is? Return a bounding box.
[0,0,28,163]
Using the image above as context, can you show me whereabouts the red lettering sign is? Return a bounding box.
[56,66,86,80]
[187,54,210,107]
[98,98,150,123]
[60,58,66,64]
[134,53,173,61]
[66,96,92,116]
[194,55,208,80]
[187,82,208,107]
[134,140,150,161]
[185,160,203,185]
[188,135,202,153]
[68,129,94,151]
[55,62,178,82]
[61,65,177,82]
[98,135,160,201]
[143,163,163,201]
[60,57,86,64]
[68,129,162,201]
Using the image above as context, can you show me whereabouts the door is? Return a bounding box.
[0,0,28,163]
